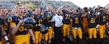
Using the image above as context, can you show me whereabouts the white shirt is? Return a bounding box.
[52,14,63,27]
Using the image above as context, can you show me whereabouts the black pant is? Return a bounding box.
[54,27,62,44]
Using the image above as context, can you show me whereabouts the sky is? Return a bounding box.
[61,0,109,8]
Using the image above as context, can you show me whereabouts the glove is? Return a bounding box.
[96,25,99,31]
[75,27,78,30]
[3,35,10,44]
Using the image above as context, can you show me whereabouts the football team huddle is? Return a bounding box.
[0,3,109,44]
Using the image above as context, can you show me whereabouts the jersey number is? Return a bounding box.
[90,18,95,23]
[75,18,79,23]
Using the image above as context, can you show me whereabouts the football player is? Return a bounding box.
[81,7,88,35]
[71,9,83,44]
[9,6,35,44]
[87,10,97,44]
[32,7,43,44]
[0,8,10,44]
[81,7,89,44]
[43,6,54,44]
[62,14,70,42]
[0,8,3,44]
[96,7,107,44]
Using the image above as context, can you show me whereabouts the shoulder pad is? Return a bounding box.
[11,16,18,22]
